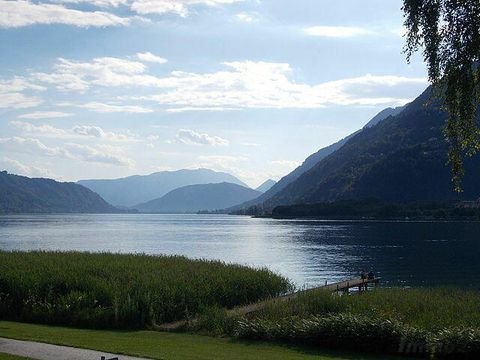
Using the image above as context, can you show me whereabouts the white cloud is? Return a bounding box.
[0,136,134,167]
[176,129,229,146]
[71,125,106,138]
[0,157,55,178]
[234,11,257,23]
[10,121,139,142]
[0,136,70,157]
[65,142,135,166]
[143,62,427,110]
[10,121,69,137]
[71,102,153,113]
[130,0,244,17]
[136,52,168,64]
[53,0,130,8]
[30,56,427,110]
[72,125,138,142]
[304,26,373,38]
[0,0,132,28]
[18,111,73,119]
[34,57,159,91]
[0,93,42,109]
[0,77,44,108]
[54,0,245,17]
[0,77,46,92]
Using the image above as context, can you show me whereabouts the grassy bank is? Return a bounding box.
[0,321,408,360]
[252,288,480,330]
[205,288,480,358]
[0,251,292,328]
[1,251,479,358]
[0,354,31,360]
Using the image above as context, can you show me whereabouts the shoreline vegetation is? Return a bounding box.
[1,251,479,359]
[232,200,480,221]
[0,251,292,328]
[222,288,480,359]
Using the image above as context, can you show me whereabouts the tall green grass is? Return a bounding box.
[198,288,480,358]
[253,288,480,330]
[0,251,292,328]
[343,288,480,331]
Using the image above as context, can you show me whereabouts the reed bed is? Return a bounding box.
[253,288,480,330]
[197,288,480,358]
[0,251,292,328]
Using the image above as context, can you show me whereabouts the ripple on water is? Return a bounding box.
[0,214,479,288]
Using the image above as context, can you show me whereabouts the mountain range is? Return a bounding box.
[4,86,478,216]
[255,179,276,193]
[235,87,480,214]
[0,171,116,214]
[78,168,247,207]
[134,182,261,213]
[231,105,405,212]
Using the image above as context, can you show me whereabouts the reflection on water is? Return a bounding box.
[0,214,479,288]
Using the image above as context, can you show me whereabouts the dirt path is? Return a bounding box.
[0,337,149,360]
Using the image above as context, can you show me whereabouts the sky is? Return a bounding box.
[0,0,429,187]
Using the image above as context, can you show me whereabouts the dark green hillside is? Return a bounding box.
[230,106,405,212]
[262,87,480,208]
[0,171,116,214]
[272,200,480,220]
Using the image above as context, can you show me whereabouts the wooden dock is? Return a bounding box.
[156,276,380,331]
[323,277,381,293]
[229,277,381,316]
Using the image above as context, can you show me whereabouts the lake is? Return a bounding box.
[0,214,479,288]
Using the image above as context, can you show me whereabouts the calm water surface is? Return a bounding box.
[0,214,479,288]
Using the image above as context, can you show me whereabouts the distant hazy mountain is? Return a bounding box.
[0,171,116,214]
[134,182,261,213]
[256,179,276,193]
[230,105,405,212]
[78,169,247,207]
[258,87,480,210]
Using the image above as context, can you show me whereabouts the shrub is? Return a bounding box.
[254,289,346,320]
[430,328,480,359]
[250,288,480,331]
[233,312,480,358]
[191,306,241,336]
[235,314,429,355]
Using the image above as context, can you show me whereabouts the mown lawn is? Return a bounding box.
[0,321,408,360]
[0,354,31,360]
